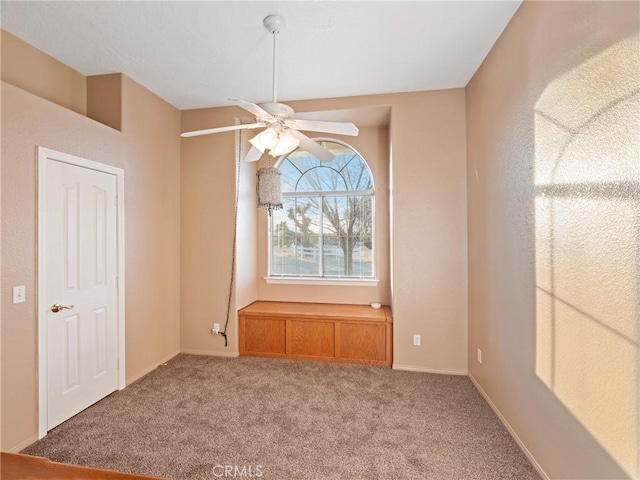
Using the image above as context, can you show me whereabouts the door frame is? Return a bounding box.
[37,146,126,439]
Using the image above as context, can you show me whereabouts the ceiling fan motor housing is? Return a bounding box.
[260,102,294,119]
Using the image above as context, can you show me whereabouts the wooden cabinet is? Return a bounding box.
[238,301,392,366]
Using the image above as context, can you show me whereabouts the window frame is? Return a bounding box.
[266,138,378,285]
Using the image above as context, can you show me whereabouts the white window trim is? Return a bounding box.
[264,276,379,287]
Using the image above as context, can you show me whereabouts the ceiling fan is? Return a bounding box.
[180,14,359,163]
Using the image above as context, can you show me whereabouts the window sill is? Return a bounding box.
[264,277,379,287]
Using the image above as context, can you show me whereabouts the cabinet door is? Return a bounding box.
[242,316,286,355]
[290,320,335,358]
[340,323,387,362]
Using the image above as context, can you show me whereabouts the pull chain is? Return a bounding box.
[219,127,242,347]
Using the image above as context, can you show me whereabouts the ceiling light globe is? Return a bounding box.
[249,134,266,153]
[271,131,300,156]
[258,128,279,150]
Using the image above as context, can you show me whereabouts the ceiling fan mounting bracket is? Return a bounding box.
[263,14,286,34]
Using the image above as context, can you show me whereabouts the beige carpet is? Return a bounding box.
[23,354,540,480]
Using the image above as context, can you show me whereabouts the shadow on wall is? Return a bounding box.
[534,35,640,477]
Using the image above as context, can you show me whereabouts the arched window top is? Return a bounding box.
[277,140,373,194]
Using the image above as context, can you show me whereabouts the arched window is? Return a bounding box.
[270,140,375,279]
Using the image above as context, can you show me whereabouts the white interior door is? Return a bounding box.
[44,156,119,431]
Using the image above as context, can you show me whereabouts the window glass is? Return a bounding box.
[270,140,375,279]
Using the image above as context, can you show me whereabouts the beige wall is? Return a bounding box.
[180,107,242,355]
[1,40,181,451]
[387,90,468,373]
[119,76,181,374]
[180,90,468,374]
[1,30,86,115]
[87,74,122,131]
[466,1,639,478]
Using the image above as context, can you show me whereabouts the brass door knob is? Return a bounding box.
[51,303,74,313]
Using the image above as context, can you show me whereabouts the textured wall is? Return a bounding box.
[388,90,468,373]
[1,83,124,451]
[1,74,181,451]
[119,76,182,377]
[466,1,639,478]
[87,74,122,130]
[1,30,87,115]
[180,90,468,375]
[180,106,243,355]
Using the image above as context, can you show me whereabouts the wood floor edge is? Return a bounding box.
[1,452,166,479]
[468,373,550,480]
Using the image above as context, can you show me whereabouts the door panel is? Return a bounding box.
[63,314,80,392]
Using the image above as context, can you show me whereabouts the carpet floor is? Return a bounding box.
[23,354,540,480]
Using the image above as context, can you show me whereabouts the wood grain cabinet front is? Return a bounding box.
[238,301,392,366]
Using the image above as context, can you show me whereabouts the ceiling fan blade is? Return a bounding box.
[229,99,274,120]
[243,145,264,163]
[180,122,263,138]
[292,119,359,137]
[290,130,335,162]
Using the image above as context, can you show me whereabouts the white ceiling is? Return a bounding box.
[0,1,521,111]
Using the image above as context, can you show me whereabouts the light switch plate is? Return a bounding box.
[13,285,26,304]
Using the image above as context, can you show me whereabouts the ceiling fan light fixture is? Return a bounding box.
[253,127,279,150]
[248,134,266,153]
[271,130,300,157]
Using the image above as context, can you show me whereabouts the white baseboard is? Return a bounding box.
[393,364,468,375]
[181,348,239,358]
[126,350,180,385]
[469,373,549,480]
[6,433,39,453]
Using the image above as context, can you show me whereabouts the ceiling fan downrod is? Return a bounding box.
[264,14,285,104]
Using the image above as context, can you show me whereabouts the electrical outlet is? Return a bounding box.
[212,323,220,334]
[477,348,482,363]
[413,334,421,346]
[13,285,26,304]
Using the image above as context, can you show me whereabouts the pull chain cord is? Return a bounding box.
[219,127,242,347]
